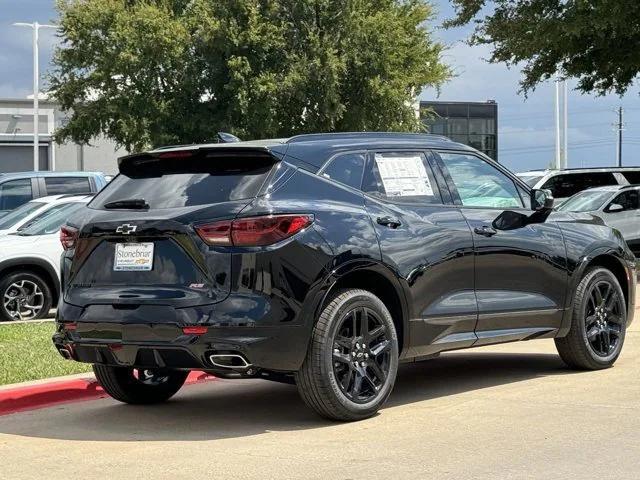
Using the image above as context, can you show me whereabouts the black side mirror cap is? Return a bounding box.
[531,189,554,211]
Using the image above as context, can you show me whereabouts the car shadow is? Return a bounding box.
[0,351,574,442]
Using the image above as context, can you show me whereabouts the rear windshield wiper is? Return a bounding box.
[103,199,150,210]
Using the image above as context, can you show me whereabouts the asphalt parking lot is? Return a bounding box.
[1,293,639,480]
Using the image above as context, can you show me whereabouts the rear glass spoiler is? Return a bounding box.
[117,146,283,176]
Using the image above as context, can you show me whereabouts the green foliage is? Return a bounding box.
[447,0,640,96]
[0,322,91,386]
[50,0,451,151]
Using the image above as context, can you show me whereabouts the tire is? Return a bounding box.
[295,289,399,421]
[0,271,52,322]
[93,365,189,404]
[555,267,627,370]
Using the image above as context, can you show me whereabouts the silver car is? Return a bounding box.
[557,184,640,255]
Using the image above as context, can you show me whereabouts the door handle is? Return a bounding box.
[474,225,497,237]
[377,216,402,229]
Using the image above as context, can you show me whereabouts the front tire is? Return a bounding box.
[0,271,52,322]
[296,289,399,421]
[555,267,627,370]
[93,365,188,404]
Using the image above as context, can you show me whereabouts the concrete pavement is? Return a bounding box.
[1,299,639,479]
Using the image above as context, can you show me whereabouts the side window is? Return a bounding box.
[320,153,366,190]
[0,179,33,211]
[45,177,92,195]
[362,151,442,204]
[542,172,617,199]
[607,190,639,212]
[621,171,640,184]
[438,152,523,209]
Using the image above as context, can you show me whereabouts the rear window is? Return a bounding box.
[45,177,92,195]
[541,172,618,198]
[91,156,275,209]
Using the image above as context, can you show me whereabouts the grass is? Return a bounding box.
[0,321,91,386]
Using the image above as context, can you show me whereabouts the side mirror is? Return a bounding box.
[531,189,554,211]
[607,203,624,213]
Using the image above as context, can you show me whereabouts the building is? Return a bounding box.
[0,97,124,174]
[420,100,498,161]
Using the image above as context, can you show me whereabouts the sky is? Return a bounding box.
[0,1,638,172]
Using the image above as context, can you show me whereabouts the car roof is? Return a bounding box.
[34,194,95,204]
[582,184,640,193]
[136,133,471,170]
[0,171,103,180]
[519,167,640,174]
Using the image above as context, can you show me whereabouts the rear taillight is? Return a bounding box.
[196,214,314,247]
[60,225,79,250]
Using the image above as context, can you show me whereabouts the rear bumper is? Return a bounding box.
[52,320,310,374]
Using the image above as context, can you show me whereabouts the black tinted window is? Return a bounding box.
[320,153,366,189]
[45,177,92,195]
[0,179,33,211]
[608,190,639,211]
[621,171,640,184]
[363,152,442,204]
[542,173,618,198]
[92,157,274,209]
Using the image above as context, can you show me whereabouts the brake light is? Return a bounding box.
[60,225,79,250]
[158,150,193,159]
[182,326,208,335]
[196,214,314,247]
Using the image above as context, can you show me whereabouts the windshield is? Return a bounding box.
[0,201,45,230]
[516,174,544,187]
[19,202,85,236]
[557,190,613,212]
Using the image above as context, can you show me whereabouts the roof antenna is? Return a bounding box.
[217,132,241,143]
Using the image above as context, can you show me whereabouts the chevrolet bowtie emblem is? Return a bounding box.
[116,224,137,235]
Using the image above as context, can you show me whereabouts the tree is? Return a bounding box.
[50,0,451,152]
[447,0,640,96]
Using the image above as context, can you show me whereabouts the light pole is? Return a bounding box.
[12,22,58,172]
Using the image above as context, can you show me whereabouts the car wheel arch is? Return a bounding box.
[560,249,632,336]
[316,260,410,354]
[0,258,60,306]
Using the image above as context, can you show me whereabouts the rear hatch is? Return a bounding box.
[65,147,282,310]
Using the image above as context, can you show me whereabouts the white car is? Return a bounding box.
[0,194,93,236]
[557,185,640,256]
[0,197,90,321]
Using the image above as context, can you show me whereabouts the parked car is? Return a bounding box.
[516,167,640,205]
[557,185,640,256]
[53,133,636,421]
[0,171,107,217]
[0,196,91,322]
[0,194,94,236]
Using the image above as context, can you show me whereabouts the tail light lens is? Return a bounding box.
[60,225,79,250]
[196,214,314,247]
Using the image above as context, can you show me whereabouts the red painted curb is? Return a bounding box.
[0,371,216,417]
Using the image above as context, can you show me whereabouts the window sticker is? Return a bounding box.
[374,154,434,197]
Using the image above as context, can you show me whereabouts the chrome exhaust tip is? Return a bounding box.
[208,353,251,370]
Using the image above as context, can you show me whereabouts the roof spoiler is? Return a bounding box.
[117,146,280,174]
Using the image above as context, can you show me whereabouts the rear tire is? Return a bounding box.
[296,289,399,421]
[93,365,188,404]
[0,271,52,322]
[555,267,627,370]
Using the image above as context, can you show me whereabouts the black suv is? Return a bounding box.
[54,133,636,421]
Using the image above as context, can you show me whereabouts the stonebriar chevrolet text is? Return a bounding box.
[53,133,636,421]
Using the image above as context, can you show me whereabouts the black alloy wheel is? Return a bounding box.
[296,289,399,421]
[584,279,625,357]
[332,306,392,404]
[555,267,627,370]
